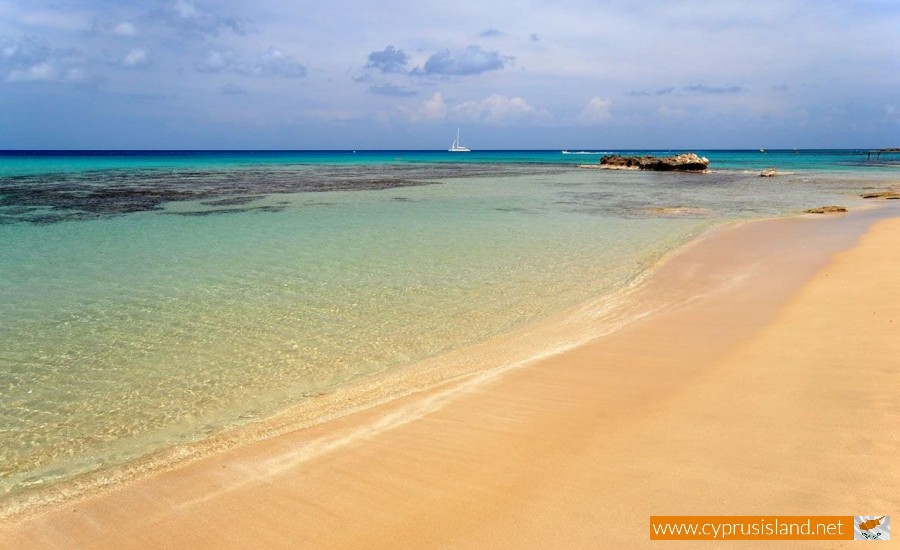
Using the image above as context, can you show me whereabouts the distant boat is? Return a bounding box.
[448,127,470,152]
[562,150,604,155]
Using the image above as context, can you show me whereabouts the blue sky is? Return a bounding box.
[1,0,898,149]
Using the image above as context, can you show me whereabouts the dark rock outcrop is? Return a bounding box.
[805,206,847,214]
[599,153,710,172]
[861,191,900,199]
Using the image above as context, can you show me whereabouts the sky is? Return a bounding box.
[1,0,898,149]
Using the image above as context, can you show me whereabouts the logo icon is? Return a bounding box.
[854,516,890,540]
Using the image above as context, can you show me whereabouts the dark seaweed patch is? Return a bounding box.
[166,205,287,217]
[0,162,568,225]
[494,207,531,213]
[200,195,266,207]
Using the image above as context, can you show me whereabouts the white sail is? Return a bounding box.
[448,127,471,152]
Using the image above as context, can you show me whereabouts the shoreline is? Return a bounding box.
[0,209,718,520]
[1,202,898,547]
[0,202,815,520]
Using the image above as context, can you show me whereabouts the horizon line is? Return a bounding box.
[1,148,894,154]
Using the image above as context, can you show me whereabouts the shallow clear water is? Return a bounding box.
[0,150,896,500]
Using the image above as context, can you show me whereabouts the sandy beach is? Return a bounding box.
[1,204,898,548]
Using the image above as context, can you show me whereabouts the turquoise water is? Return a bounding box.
[0,150,896,502]
[0,149,896,177]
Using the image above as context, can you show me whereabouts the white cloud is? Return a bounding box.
[1,36,89,84]
[157,0,249,36]
[112,22,138,36]
[172,0,199,19]
[121,48,150,68]
[7,61,54,82]
[245,47,306,78]
[579,97,612,124]
[196,49,238,72]
[397,92,447,122]
[195,47,305,78]
[421,92,447,120]
[7,62,86,83]
[453,94,549,124]
[396,93,550,125]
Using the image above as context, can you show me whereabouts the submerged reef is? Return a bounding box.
[0,163,561,224]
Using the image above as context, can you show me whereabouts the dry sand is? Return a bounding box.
[1,207,898,549]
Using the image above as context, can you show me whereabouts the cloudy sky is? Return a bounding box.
[1,0,898,149]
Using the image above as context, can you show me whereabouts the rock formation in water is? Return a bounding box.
[861,191,900,199]
[598,153,710,172]
[804,206,847,214]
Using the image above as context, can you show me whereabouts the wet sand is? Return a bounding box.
[1,206,898,548]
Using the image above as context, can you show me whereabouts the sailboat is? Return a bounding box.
[448,127,471,152]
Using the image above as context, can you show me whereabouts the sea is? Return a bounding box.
[1,149,897,508]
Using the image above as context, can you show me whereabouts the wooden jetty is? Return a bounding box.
[866,148,900,160]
